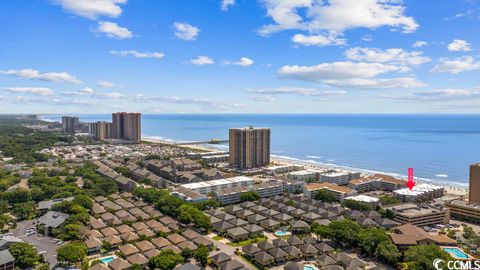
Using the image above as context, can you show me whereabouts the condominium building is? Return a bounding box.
[264,165,304,175]
[393,183,445,202]
[303,182,358,202]
[319,171,360,185]
[287,170,320,181]
[387,203,450,227]
[180,176,255,195]
[112,112,141,143]
[349,175,406,192]
[216,181,283,205]
[90,121,113,140]
[445,200,480,223]
[229,127,270,169]
[470,163,480,203]
[61,116,79,134]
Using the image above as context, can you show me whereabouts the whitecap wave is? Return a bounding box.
[306,155,322,159]
[435,174,448,178]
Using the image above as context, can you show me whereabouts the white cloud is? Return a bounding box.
[447,39,472,52]
[109,50,164,59]
[3,87,55,96]
[0,68,81,84]
[431,56,480,74]
[174,22,200,41]
[190,56,214,65]
[251,96,276,101]
[96,80,115,88]
[259,0,419,35]
[413,41,427,48]
[245,86,347,96]
[221,0,235,11]
[224,57,254,66]
[292,33,346,46]
[345,47,431,66]
[100,92,124,98]
[96,21,132,39]
[278,61,424,88]
[382,88,480,101]
[53,0,127,20]
[63,87,95,96]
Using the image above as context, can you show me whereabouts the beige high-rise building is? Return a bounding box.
[112,112,141,143]
[229,127,270,169]
[469,163,480,203]
[93,121,112,140]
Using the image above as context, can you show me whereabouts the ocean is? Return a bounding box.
[42,114,480,186]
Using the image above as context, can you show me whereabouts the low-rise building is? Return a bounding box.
[393,183,445,202]
[303,183,358,202]
[180,176,255,195]
[38,197,74,215]
[319,171,360,186]
[171,186,208,203]
[345,195,379,207]
[445,200,480,223]
[37,211,69,236]
[349,175,406,192]
[387,203,450,227]
[390,224,456,251]
[264,165,303,175]
[287,170,319,182]
[0,250,14,270]
[216,181,283,205]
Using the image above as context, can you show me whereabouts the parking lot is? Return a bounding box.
[11,220,63,268]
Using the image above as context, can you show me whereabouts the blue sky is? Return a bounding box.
[0,0,479,114]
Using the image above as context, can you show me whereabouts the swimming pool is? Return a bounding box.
[304,264,319,270]
[443,248,469,259]
[274,230,291,237]
[99,256,116,264]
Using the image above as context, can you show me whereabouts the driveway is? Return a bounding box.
[207,233,257,270]
[12,220,62,268]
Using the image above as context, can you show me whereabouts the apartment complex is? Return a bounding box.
[61,116,79,134]
[319,171,361,185]
[112,112,141,143]
[387,203,450,227]
[393,183,445,202]
[216,181,283,205]
[446,200,480,223]
[349,175,406,192]
[390,224,456,251]
[303,182,358,202]
[229,127,270,169]
[89,121,113,140]
[470,163,480,203]
[180,176,255,195]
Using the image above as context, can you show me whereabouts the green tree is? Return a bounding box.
[62,224,83,240]
[375,241,400,265]
[12,201,35,220]
[379,195,400,205]
[0,214,12,231]
[343,199,372,211]
[9,243,41,269]
[194,245,209,266]
[156,195,185,216]
[72,194,93,209]
[149,249,184,270]
[57,242,87,264]
[314,189,337,202]
[325,219,362,247]
[404,245,451,270]
[239,191,261,202]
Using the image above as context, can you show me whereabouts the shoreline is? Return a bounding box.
[142,136,468,197]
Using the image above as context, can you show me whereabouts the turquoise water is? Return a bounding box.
[43,114,480,185]
[443,248,468,259]
[275,230,289,236]
[304,265,318,270]
[100,256,115,264]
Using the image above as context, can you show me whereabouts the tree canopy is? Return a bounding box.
[149,249,184,270]
[9,243,42,269]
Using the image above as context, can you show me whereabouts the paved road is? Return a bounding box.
[12,220,61,268]
[207,233,257,270]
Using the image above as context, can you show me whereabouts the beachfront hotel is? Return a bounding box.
[469,163,480,203]
[229,127,270,169]
[180,176,255,195]
[61,116,79,134]
[112,112,142,143]
[393,183,445,202]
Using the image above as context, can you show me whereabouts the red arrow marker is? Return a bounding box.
[407,168,416,190]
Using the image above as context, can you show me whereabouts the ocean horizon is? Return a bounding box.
[41,114,480,187]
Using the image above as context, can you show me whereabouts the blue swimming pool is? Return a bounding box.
[99,256,116,264]
[304,265,319,270]
[275,230,288,236]
[443,248,469,259]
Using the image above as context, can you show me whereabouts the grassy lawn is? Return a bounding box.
[227,236,267,247]
[212,235,224,240]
